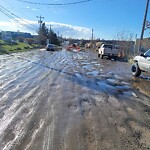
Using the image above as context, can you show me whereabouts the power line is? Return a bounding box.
[0,4,37,29]
[0,8,35,31]
[17,0,93,6]
[0,5,37,31]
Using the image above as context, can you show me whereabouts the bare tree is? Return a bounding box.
[115,31,134,59]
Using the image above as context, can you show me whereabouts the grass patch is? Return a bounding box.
[2,42,32,51]
[0,40,41,54]
[0,46,9,54]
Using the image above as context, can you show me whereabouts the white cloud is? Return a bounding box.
[31,8,37,11]
[0,19,92,39]
[46,22,92,39]
[25,6,37,11]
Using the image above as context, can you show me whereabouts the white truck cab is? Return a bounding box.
[132,49,150,77]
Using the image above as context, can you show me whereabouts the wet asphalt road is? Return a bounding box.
[0,49,150,150]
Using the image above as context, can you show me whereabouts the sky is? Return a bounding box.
[0,0,150,40]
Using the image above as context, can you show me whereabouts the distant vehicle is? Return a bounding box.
[98,44,119,60]
[46,44,55,51]
[131,49,150,77]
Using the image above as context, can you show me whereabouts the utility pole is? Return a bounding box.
[49,25,52,44]
[91,29,93,42]
[61,34,63,45]
[134,34,138,56]
[57,31,59,38]
[37,16,44,45]
[139,0,149,52]
[36,16,44,29]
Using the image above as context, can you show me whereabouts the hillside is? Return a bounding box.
[0,40,39,54]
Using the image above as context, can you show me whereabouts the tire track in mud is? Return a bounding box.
[40,52,90,150]
[41,54,77,150]
[18,54,73,150]
[50,54,99,150]
[58,51,150,150]
[0,51,70,150]
[0,50,150,150]
[41,62,72,150]
[13,51,74,150]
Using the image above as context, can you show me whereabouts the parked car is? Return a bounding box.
[98,44,119,60]
[131,49,150,77]
[46,44,55,51]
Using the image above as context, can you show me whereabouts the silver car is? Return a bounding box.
[132,49,150,77]
[46,44,55,51]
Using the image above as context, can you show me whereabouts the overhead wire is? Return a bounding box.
[0,4,38,32]
[1,0,39,26]
[0,5,37,29]
[17,0,93,6]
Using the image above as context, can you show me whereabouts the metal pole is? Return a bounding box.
[139,0,149,52]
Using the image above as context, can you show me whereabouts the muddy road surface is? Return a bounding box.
[0,49,150,150]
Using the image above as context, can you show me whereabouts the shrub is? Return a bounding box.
[24,46,30,49]
[16,47,22,50]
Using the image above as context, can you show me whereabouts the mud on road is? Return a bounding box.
[0,49,150,150]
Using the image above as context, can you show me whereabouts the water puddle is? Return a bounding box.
[86,71,99,77]
[95,63,100,66]
[75,73,83,80]
[106,79,121,85]
[81,62,90,65]
[90,61,97,64]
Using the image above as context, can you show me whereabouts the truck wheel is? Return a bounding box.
[113,56,118,61]
[100,55,104,59]
[131,63,141,77]
[98,54,100,57]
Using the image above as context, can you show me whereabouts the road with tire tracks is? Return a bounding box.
[0,49,150,150]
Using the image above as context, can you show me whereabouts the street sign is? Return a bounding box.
[146,20,150,29]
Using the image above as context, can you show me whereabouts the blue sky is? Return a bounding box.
[0,0,150,40]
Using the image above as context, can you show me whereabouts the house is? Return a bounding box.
[1,31,33,41]
[1,31,12,41]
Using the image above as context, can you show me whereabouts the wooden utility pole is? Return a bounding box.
[37,16,44,29]
[91,29,93,41]
[57,31,59,38]
[49,25,52,44]
[139,0,149,52]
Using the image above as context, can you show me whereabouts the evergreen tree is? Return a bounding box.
[48,30,60,45]
[38,22,60,45]
[38,22,48,45]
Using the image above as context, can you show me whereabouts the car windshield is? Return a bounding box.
[48,44,54,47]
[144,49,150,57]
[104,45,113,48]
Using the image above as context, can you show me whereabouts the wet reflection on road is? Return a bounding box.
[0,49,150,150]
[132,74,150,97]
